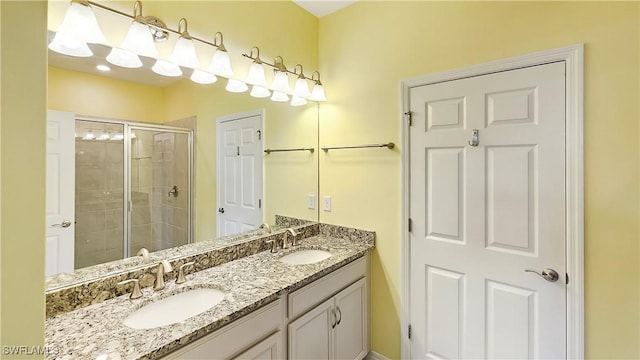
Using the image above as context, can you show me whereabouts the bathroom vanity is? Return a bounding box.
[45,222,374,359]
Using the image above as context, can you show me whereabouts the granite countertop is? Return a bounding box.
[45,234,374,359]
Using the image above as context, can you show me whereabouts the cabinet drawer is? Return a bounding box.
[288,255,367,320]
[165,298,284,359]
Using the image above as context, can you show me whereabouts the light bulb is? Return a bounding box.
[191,69,218,85]
[96,132,109,141]
[291,96,308,107]
[271,71,291,93]
[293,77,311,98]
[49,32,92,57]
[250,86,271,98]
[106,48,142,68]
[309,83,327,102]
[121,21,158,58]
[208,50,233,77]
[82,130,95,140]
[225,79,249,93]
[169,37,199,68]
[130,130,136,139]
[246,62,267,87]
[152,59,182,77]
[111,133,124,141]
[56,2,105,44]
[271,91,289,102]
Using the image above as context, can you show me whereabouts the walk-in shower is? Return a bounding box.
[74,118,193,269]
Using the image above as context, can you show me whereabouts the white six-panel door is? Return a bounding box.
[217,112,264,237]
[46,110,76,276]
[409,62,566,359]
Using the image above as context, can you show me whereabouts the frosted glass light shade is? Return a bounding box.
[246,63,267,87]
[49,32,92,57]
[169,37,199,68]
[291,96,308,107]
[309,84,327,102]
[82,130,95,140]
[226,79,248,93]
[293,77,311,98]
[208,50,233,77]
[191,69,218,85]
[250,86,271,98]
[57,2,105,44]
[121,21,158,58]
[106,48,142,68]
[271,91,289,102]
[152,60,182,77]
[271,71,291,92]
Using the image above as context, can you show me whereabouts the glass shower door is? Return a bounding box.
[128,126,192,255]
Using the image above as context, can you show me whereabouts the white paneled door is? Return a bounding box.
[217,112,263,237]
[409,62,566,359]
[46,110,76,276]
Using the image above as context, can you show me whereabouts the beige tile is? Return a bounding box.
[106,208,123,230]
[105,228,123,251]
[132,205,151,225]
[76,164,107,191]
[76,210,105,233]
[105,142,123,164]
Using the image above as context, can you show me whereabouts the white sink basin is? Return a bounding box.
[123,288,225,329]
[280,249,332,265]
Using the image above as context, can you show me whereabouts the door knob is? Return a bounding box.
[525,268,559,282]
[218,208,225,214]
[51,220,72,228]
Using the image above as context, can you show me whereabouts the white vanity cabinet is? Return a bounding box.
[164,298,285,360]
[287,256,369,360]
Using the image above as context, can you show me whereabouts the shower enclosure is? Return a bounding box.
[74,119,193,269]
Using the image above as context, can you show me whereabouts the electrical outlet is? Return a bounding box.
[323,196,331,212]
[308,194,316,209]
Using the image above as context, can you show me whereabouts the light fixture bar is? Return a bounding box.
[86,0,226,50]
[242,51,318,82]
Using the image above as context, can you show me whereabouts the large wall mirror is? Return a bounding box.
[46,0,320,286]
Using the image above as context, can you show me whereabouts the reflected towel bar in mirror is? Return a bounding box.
[321,142,395,152]
[264,147,315,154]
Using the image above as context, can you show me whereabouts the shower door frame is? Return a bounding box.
[76,116,194,260]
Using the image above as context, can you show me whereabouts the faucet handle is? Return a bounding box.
[118,279,143,299]
[176,262,195,284]
[290,228,300,246]
[266,239,277,253]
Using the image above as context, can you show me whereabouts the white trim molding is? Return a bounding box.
[365,350,392,360]
[400,44,584,359]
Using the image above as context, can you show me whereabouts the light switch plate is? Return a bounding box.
[308,194,316,209]
[323,196,331,212]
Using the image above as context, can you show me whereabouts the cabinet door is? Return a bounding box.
[334,278,367,360]
[233,332,282,360]
[288,297,334,360]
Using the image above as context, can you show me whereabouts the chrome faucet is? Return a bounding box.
[283,228,299,249]
[259,223,272,233]
[153,260,173,291]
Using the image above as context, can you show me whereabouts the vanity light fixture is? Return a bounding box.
[96,131,110,141]
[271,91,289,102]
[208,33,234,77]
[190,69,218,85]
[106,47,143,68]
[291,96,308,107]
[48,32,93,57]
[292,64,311,98]
[111,132,124,141]
[152,59,182,77]
[250,85,271,98]
[271,56,292,93]
[225,79,249,93]
[119,1,159,58]
[245,47,268,87]
[168,18,199,69]
[82,130,95,140]
[309,71,327,102]
[48,0,105,57]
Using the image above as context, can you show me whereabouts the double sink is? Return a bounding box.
[122,249,332,330]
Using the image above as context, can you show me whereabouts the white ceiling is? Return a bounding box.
[293,0,357,18]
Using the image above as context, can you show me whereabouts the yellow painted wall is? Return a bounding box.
[48,67,165,123]
[0,0,47,355]
[319,1,639,359]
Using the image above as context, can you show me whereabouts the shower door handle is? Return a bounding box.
[218,208,225,214]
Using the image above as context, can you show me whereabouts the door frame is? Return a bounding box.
[400,44,584,358]
[215,108,266,237]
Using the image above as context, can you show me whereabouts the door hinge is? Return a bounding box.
[258,199,262,209]
[257,130,262,140]
[408,218,413,232]
[408,324,412,339]
[237,146,240,156]
[566,273,570,285]
[404,111,412,126]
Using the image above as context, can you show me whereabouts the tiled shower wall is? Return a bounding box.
[75,136,124,269]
